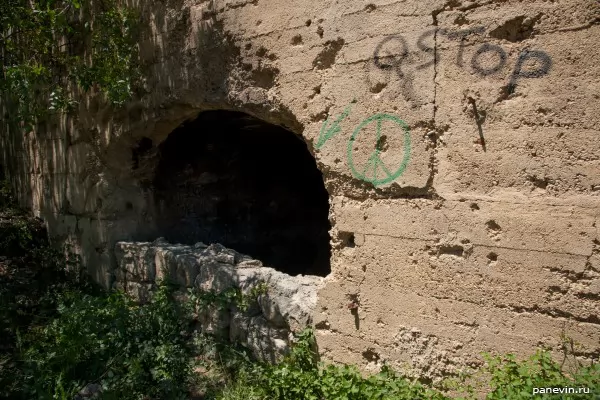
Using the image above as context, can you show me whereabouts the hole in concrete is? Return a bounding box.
[470,202,480,210]
[486,220,502,232]
[438,244,464,258]
[308,85,321,99]
[370,81,387,93]
[362,348,380,362]
[488,15,540,42]
[152,110,331,277]
[316,26,324,38]
[547,285,567,294]
[315,320,330,330]
[256,46,268,57]
[487,252,498,262]
[454,14,469,26]
[376,134,388,152]
[291,34,303,45]
[339,232,356,248]
[527,175,549,190]
[250,64,279,89]
[312,38,345,70]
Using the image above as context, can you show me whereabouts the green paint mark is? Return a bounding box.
[315,105,352,149]
[347,113,411,187]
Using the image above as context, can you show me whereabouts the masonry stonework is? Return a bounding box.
[1,0,599,380]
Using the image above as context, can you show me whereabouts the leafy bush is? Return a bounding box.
[15,283,193,400]
[0,191,194,399]
[210,329,450,400]
[484,351,599,400]
[0,0,139,131]
[0,193,96,398]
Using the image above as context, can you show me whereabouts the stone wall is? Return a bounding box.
[114,239,323,363]
[1,0,599,380]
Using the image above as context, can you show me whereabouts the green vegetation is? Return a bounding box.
[208,328,448,400]
[0,185,95,398]
[18,286,192,399]
[0,0,139,132]
[483,351,598,400]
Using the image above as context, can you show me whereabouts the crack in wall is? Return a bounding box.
[424,9,443,200]
[363,230,593,258]
[322,168,439,200]
[428,291,600,326]
[500,304,600,325]
[429,294,600,326]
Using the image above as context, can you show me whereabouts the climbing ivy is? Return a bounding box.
[0,0,139,132]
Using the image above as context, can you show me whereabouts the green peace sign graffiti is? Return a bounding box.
[346,114,411,187]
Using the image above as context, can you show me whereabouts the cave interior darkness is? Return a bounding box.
[149,110,332,277]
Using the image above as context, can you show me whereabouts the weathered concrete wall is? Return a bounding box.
[1,0,599,380]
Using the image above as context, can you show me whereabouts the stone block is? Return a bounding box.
[235,267,269,292]
[246,316,290,363]
[195,261,237,292]
[215,252,236,264]
[173,252,201,287]
[154,246,178,281]
[199,304,231,338]
[230,312,252,343]
[114,242,156,282]
[154,244,201,287]
[114,240,330,362]
[260,271,323,331]
[258,293,287,328]
[125,282,155,303]
[205,243,239,263]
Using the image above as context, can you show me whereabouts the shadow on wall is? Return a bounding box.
[0,0,315,287]
[120,4,332,277]
[147,111,332,277]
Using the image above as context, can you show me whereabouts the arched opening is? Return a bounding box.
[152,110,331,276]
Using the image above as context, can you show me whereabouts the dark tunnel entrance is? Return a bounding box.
[152,110,331,276]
